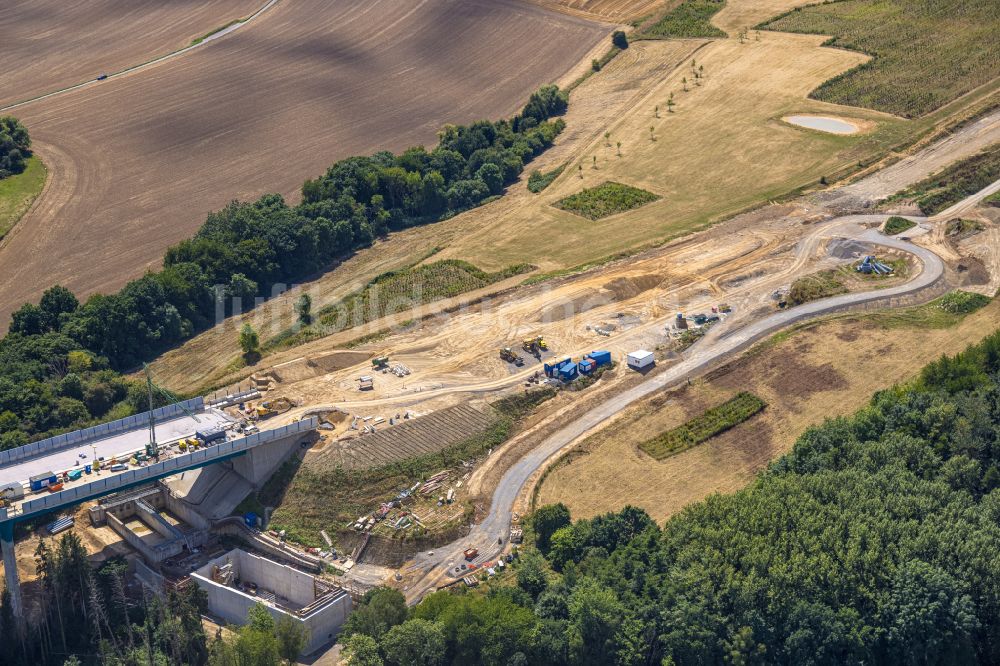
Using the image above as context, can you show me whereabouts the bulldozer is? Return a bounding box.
[500,347,525,366]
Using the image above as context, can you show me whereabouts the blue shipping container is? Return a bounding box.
[244,512,259,529]
[545,358,572,377]
[29,472,57,491]
[589,350,612,366]
[558,363,578,381]
[578,359,596,374]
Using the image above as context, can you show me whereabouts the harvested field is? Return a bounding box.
[533,0,671,21]
[309,404,496,472]
[537,298,1000,522]
[0,0,609,327]
[0,0,264,108]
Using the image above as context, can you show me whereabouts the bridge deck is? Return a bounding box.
[0,411,231,488]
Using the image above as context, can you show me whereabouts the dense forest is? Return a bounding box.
[0,116,31,178]
[0,86,569,450]
[336,327,1000,665]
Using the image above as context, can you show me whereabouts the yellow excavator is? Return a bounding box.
[522,337,548,354]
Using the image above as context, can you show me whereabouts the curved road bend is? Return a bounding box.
[400,217,945,601]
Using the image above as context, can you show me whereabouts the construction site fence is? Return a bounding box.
[0,398,206,468]
[17,417,318,518]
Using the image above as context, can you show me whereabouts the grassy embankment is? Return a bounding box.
[263,260,532,353]
[888,144,1000,215]
[246,390,555,547]
[883,216,916,235]
[761,0,1000,118]
[639,391,766,460]
[0,156,46,240]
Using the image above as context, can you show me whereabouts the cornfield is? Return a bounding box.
[762,0,1000,118]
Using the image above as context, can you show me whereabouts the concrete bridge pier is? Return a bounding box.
[0,519,23,623]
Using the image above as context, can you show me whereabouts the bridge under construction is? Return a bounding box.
[0,395,317,620]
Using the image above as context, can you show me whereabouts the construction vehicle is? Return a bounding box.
[522,336,549,356]
[499,348,525,366]
[372,356,389,370]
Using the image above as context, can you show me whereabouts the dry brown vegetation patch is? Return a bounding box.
[537,299,1000,522]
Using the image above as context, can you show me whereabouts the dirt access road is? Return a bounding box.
[0,0,610,327]
[0,0,265,108]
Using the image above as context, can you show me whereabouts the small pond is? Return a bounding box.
[784,115,860,135]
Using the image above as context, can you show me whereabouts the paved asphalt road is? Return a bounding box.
[400,213,947,600]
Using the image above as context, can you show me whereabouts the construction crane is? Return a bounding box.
[143,364,200,459]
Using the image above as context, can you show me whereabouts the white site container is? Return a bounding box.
[626,350,655,371]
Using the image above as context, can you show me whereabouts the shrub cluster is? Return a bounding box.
[556,181,660,220]
[639,391,766,459]
[0,116,31,178]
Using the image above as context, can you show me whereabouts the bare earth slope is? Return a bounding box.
[0,0,264,108]
[0,0,608,326]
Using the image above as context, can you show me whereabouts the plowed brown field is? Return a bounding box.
[0,0,608,326]
[534,0,670,21]
[0,0,264,108]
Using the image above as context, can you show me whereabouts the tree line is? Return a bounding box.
[0,86,569,450]
[340,328,1000,665]
[0,532,307,665]
[0,116,31,178]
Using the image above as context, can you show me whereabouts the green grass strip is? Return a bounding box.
[640,392,766,460]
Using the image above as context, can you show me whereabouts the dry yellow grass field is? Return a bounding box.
[536,299,1000,522]
[438,30,908,272]
[150,0,990,393]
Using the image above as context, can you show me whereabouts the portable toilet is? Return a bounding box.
[29,472,58,492]
[589,350,612,367]
[626,350,655,371]
[578,358,596,375]
[558,360,578,381]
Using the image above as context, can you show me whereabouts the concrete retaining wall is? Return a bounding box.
[191,549,350,654]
